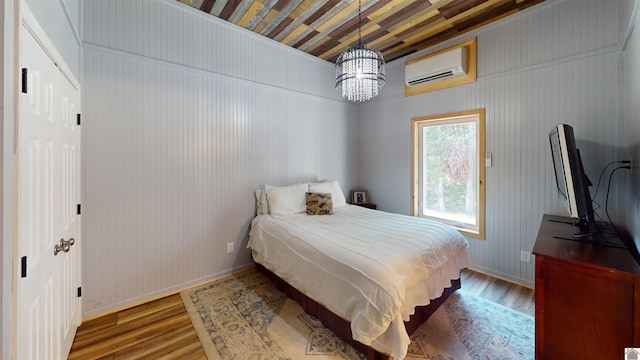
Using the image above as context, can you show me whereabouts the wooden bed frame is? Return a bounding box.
[256,263,461,360]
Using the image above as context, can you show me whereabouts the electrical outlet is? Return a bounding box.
[520,250,531,263]
[226,242,234,254]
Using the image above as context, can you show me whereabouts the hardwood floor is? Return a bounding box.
[68,294,206,359]
[459,269,535,316]
[68,268,534,359]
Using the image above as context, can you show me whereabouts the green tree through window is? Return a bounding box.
[412,110,485,239]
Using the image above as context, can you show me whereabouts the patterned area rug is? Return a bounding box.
[180,268,534,360]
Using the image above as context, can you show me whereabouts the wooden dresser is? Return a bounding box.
[533,214,640,359]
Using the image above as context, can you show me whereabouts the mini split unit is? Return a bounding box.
[405,47,468,86]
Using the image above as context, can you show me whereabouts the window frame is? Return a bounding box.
[411,109,485,239]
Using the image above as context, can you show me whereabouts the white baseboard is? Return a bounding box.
[81,262,255,321]
[467,264,535,289]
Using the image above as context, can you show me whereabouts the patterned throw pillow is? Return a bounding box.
[306,192,334,215]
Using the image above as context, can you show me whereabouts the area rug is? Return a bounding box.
[180,268,534,360]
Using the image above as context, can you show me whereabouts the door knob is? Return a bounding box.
[54,238,75,255]
[61,238,75,247]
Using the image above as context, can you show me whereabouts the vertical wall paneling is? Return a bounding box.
[622,0,640,260]
[25,0,81,79]
[359,0,623,286]
[81,0,357,317]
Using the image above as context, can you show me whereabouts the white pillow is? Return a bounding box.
[265,183,308,218]
[254,189,269,215]
[308,180,347,208]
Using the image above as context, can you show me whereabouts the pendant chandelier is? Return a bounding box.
[334,0,385,102]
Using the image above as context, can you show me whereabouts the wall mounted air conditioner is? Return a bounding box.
[405,47,468,86]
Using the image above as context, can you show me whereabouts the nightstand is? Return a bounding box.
[352,203,377,210]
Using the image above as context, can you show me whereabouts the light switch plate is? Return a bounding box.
[485,153,492,167]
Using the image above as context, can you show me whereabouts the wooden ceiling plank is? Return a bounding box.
[246,0,280,30]
[325,0,394,40]
[315,1,361,33]
[370,0,456,29]
[339,17,449,60]
[304,0,342,26]
[266,17,294,38]
[308,37,343,57]
[226,0,255,23]
[376,1,433,30]
[316,23,382,59]
[359,27,391,47]
[379,41,414,59]
[185,0,205,9]
[274,0,330,43]
[451,0,544,30]
[317,0,456,60]
[410,27,461,50]
[219,0,243,20]
[293,30,320,48]
[254,8,281,34]
[517,0,546,10]
[397,19,453,46]
[211,0,229,16]
[260,0,305,36]
[237,1,264,28]
[181,0,546,63]
[454,0,509,21]
[334,0,451,45]
[200,0,216,13]
[301,0,404,53]
[273,0,291,12]
[289,0,321,18]
[389,0,539,60]
[285,0,357,47]
[280,23,310,44]
[367,0,417,21]
[380,0,504,58]
[453,8,519,33]
[383,46,417,61]
[378,39,404,54]
[367,8,441,47]
[438,0,487,19]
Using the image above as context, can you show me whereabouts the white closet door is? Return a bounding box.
[16,19,81,360]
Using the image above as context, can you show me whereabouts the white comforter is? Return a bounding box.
[248,205,470,360]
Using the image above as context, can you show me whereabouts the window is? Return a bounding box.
[411,109,485,239]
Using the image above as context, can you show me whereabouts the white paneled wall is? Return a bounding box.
[622,2,640,258]
[82,0,336,99]
[25,0,81,79]
[359,0,624,286]
[81,0,357,316]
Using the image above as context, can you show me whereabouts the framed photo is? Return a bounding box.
[351,190,368,204]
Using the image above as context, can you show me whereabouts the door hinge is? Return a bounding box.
[77,287,82,297]
[21,68,28,93]
[77,204,81,215]
[21,256,27,278]
[77,113,81,126]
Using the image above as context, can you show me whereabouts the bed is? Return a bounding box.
[248,181,470,360]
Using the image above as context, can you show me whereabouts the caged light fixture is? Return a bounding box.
[334,0,385,102]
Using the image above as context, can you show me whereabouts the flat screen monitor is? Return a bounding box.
[549,124,590,221]
[549,123,640,266]
[549,123,603,242]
